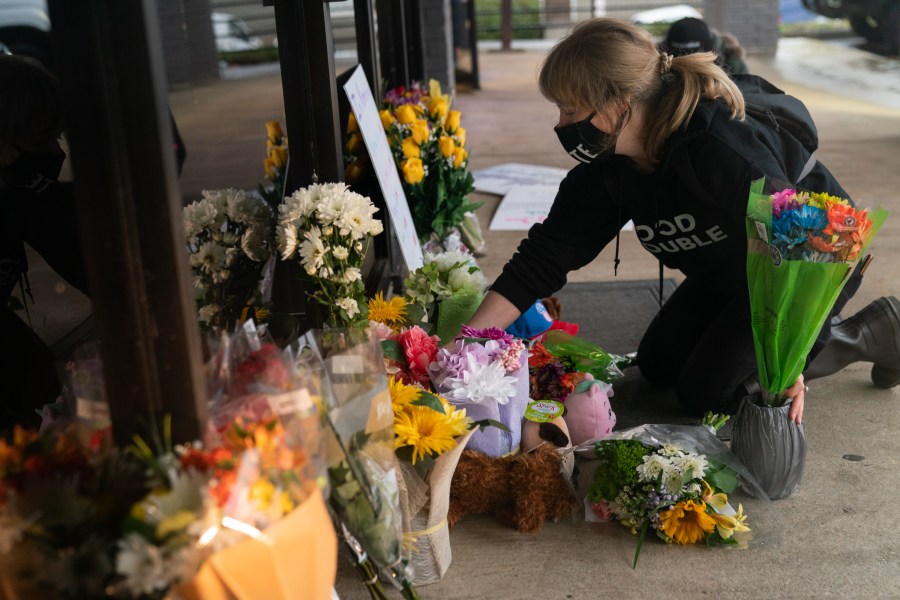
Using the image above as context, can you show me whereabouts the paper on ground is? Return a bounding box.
[489,183,633,232]
[472,162,568,196]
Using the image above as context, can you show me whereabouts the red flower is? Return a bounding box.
[398,326,439,387]
[232,344,291,395]
[528,342,556,369]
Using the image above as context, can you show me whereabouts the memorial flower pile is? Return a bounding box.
[276,182,384,328]
[183,188,275,331]
[380,80,479,243]
[587,430,750,568]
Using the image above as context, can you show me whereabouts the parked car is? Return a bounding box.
[211,12,262,53]
[801,0,900,54]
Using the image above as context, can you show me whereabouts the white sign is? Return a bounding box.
[472,162,569,196]
[343,65,424,270]
[488,184,558,231]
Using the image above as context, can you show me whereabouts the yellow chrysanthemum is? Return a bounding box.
[658,500,716,545]
[389,376,421,414]
[709,503,751,540]
[368,292,408,329]
[393,407,460,464]
[438,396,472,437]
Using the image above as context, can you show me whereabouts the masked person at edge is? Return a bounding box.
[465,18,900,425]
[0,54,89,431]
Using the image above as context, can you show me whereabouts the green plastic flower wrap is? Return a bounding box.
[539,330,629,384]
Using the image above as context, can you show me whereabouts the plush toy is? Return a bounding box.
[563,373,616,449]
[447,417,577,534]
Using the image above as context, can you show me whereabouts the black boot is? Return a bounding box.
[805,296,900,388]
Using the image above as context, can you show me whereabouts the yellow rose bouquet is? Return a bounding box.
[380,80,480,244]
[259,120,289,212]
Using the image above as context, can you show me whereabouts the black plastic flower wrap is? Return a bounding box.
[578,423,767,567]
[292,327,419,600]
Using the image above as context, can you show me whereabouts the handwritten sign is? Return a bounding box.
[342,65,423,270]
[488,184,558,231]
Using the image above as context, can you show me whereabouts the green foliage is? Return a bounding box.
[588,439,652,502]
[475,0,544,41]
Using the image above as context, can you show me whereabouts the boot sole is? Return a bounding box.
[870,296,900,388]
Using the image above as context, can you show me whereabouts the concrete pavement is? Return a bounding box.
[19,35,900,598]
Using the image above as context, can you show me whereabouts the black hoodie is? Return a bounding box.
[491,80,849,312]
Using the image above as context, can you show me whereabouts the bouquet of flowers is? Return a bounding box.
[430,326,528,456]
[275,182,384,328]
[388,376,476,584]
[404,249,487,344]
[183,188,275,331]
[584,423,756,568]
[735,178,888,498]
[380,80,481,246]
[258,120,289,212]
[529,330,626,403]
[295,328,419,599]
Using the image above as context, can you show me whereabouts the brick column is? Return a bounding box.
[422,0,456,91]
[704,0,779,56]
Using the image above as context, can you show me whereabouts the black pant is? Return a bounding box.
[636,264,863,416]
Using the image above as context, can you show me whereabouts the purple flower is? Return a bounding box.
[772,188,799,218]
[460,325,514,346]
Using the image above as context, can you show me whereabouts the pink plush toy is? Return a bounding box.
[563,373,616,447]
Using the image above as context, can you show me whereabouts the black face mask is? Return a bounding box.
[0,149,65,193]
[554,113,617,164]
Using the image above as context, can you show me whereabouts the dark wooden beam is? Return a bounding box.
[46,0,207,445]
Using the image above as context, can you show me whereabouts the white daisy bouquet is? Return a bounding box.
[183,188,275,331]
[276,182,383,328]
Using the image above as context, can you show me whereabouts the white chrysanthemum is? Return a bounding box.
[220,231,240,246]
[189,241,227,276]
[336,297,359,318]
[443,356,518,405]
[332,245,349,261]
[276,223,299,259]
[183,196,221,240]
[685,482,702,496]
[335,194,382,239]
[141,469,207,520]
[197,304,220,323]
[224,247,240,267]
[636,453,668,483]
[201,189,230,214]
[425,249,476,272]
[241,225,270,262]
[298,227,326,270]
[226,188,271,225]
[447,264,487,294]
[341,266,362,284]
[116,533,170,596]
[280,188,317,222]
[663,471,686,495]
[672,453,708,481]
[314,183,351,225]
[659,443,684,458]
[191,275,206,291]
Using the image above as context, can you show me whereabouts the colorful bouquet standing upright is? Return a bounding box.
[430,326,528,456]
[585,424,755,568]
[275,182,384,328]
[183,188,275,331]
[380,80,481,246]
[734,177,887,499]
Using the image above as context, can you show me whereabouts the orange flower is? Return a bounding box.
[824,203,867,235]
[528,342,555,368]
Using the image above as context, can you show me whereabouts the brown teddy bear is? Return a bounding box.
[447,418,577,534]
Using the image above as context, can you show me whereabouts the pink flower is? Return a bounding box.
[590,500,613,522]
[398,326,440,387]
[460,325,514,346]
[772,188,798,218]
[368,320,397,343]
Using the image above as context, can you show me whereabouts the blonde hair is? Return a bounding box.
[539,18,745,164]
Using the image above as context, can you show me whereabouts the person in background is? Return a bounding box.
[662,16,749,75]
[464,18,900,425]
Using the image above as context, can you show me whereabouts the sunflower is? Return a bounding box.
[438,396,472,437]
[368,292,408,330]
[389,376,421,414]
[658,500,716,545]
[393,406,461,464]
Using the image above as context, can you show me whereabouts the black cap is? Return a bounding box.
[663,17,714,56]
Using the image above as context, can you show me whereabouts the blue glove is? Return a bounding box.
[506,299,553,339]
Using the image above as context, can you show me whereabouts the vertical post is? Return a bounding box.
[375,0,410,89]
[273,0,344,190]
[47,0,206,445]
[354,0,382,96]
[500,0,512,51]
[467,0,480,89]
[403,0,427,82]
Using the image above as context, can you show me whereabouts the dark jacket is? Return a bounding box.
[492,82,848,312]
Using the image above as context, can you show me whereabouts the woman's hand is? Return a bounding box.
[784,374,806,424]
